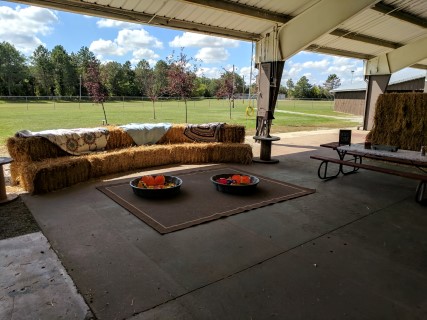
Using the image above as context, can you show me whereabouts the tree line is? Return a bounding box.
[0,41,340,99]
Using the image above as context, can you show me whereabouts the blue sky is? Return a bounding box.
[0,1,424,88]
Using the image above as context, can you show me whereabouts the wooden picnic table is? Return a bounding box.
[311,143,427,204]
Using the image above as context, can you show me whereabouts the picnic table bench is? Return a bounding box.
[310,142,427,204]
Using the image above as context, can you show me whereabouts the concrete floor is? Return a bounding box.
[2,128,427,320]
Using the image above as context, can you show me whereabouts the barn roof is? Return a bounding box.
[332,69,426,92]
[7,0,427,70]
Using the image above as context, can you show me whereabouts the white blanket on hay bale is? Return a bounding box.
[119,123,172,145]
[15,128,109,155]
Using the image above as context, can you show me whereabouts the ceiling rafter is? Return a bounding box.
[178,0,292,24]
[372,1,427,28]
[305,44,375,60]
[330,29,401,49]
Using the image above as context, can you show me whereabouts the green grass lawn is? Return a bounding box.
[0,98,360,155]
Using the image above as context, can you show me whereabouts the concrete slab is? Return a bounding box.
[13,128,427,319]
[0,232,92,320]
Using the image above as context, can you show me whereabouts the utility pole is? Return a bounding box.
[79,74,82,109]
[232,64,235,109]
[242,75,245,103]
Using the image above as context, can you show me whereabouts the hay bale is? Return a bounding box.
[171,143,213,163]
[7,136,68,162]
[210,143,253,164]
[88,145,177,178]
[157,124,193,144]
[13,157,90,194]
[104,126,135,149]
[9,161,30,190]
[10,142,253,194]
[221,124,246,143]
[370,93,427,151]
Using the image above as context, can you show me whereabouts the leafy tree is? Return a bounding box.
[0,42,28,95]
[294,76,312,98]
[310,85,323,99]
[193,77,210,97]
[72,46,97,97]
[134,59,152,96]
[30,45,54,96]
[84,60,108,124]
[121,61,137,96]
[166,49,198,123]
[215,69,243,117]
[153,60,169,96]
[286,78,295,98]
[206,77,219,97]
[216,70,235,100]
[51,45,76,96]
[100,61,123,96]
[278,85,287,95]
[136,60,158,118]
[323,74,341,92]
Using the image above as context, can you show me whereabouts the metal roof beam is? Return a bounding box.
[256,0,380,62]
[411,64,427,70]
[372,2,427,28]
[305,45,375,60]
[330,29,401,49]
[7,0,260,41]
[365,35,427,74]
[178,0,292,24]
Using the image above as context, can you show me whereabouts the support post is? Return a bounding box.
[363,74,391,130]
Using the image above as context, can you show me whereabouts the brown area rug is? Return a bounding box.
[97,166,315,234]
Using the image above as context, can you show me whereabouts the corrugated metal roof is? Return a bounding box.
[7,0,427,69]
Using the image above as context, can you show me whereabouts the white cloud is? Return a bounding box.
[239,66,258,84]
[130,58,158,67]
[132,48,160,60]
[89,39,126,56]
[89,28,163,59]
[283,54,365,86]
[197,67,222,79]
[301,59,329,69]
[169,32,239,48]
[0,5,58,54]
[325,57,363,85]
[97,19,140,29]
[303,72,313,79]
[283,66,302,79]
[195,47,229,63]
[116,29,163,49]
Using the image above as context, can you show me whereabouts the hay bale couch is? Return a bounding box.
[7,123,252,194]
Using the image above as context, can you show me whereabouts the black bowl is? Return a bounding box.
[210,173,260,194]
[130,175,182,198]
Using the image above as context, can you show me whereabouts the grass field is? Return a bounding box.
[0,98,361,155]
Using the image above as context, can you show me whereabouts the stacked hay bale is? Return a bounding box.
[7,124,252,194]
[370,93,427,151]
